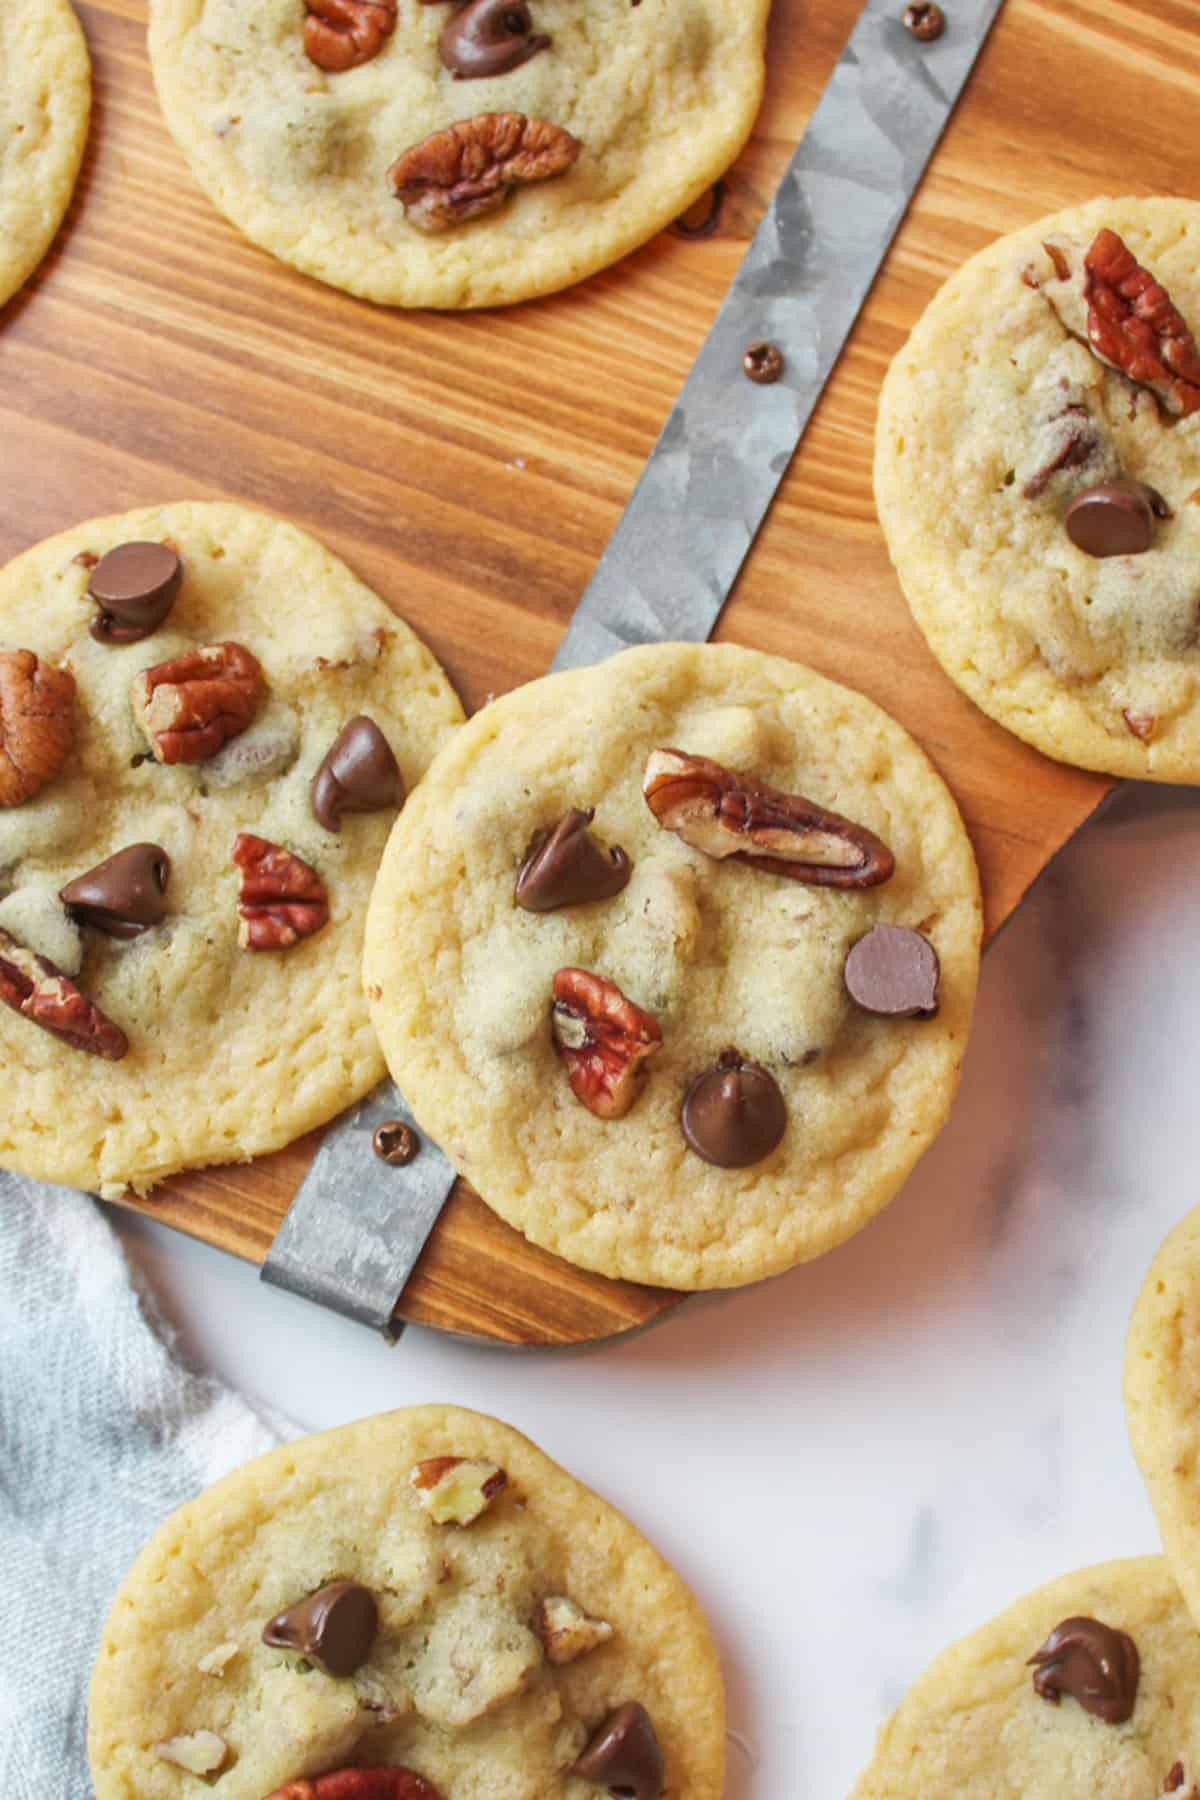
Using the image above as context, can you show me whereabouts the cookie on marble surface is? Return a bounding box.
[852,1557,1200,1798]
[1125,1204,1200,1639]
[0,0,90,306]
[363,642,982,1290]
[876,197,1200,782]
[0,501,462,1196]
[146,0,769,308]
[87,1403,725,1800]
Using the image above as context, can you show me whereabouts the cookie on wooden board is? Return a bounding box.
[876,198,1200,781]
[0,501,462,1196]
[87,1405,725,1800]
[146,0,770,307]
[0,0,90,306]
[364,641,982,1290]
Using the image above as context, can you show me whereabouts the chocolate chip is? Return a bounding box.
[743,341,784,385]
[262,1581,378,1678]
[59,843,171,940]
[843,924,940,1018]
[311,717,404,832]
[1028,1616,1140,1725]
[515,809,632,912]
[439,0,550,79]
[373,1120,419,1166]
[672,181,724,240]
[87,543,182,645]
[1064,479,1165,557]
[573,1702,664,1799]
[680,1049,787,1169]
[903,2,945,39]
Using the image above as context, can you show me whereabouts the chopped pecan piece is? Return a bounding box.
[0,650,75,808]
[304,0,397,71]
[1123,709,1157,742]
[263,1772,442,1800]
[534,1594,614,1665]
[132,642,265,765]
[153,1733,228,1775]
[643,749,894,888]
[1019,394,1105,501]
[232,834,329,951]
[0,928,127,1059]
[388,113,580,233]
[550,968,662,1120]
[410,1455,508,1525]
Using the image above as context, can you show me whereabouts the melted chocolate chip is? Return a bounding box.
[59,843,171,940]
[1064,479,1167,557]
[672,181,724,240]
[743,341,784,385]
[87,542,182,644]
[439,0,550,79]
[1028,1616,1140,1725]
[843,924,940,1018]
[263,1581,378,1678]
[680,1049,787,1168]
[903,1,945,39]
[514,809,632,912]
[311,717,404,832]
[373,1120,419,1166]
[573,1702,664,1799]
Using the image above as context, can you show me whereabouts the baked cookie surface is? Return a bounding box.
[0,0,90,306]
[87,1404,725,1800]
[0,501,462,1196]
[1125,1204,1200,1637]
[146,0,770,308]
[876,197,1200,781]
[363,642,982,1290]
[851,1558,1200,1799]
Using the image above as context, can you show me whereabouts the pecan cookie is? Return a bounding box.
[87,1405,725,1800]
[0,0,90,306]
[876,197,1200,781]
[851,1558,1200,1798]
[146,0,769,307]
[1125,1204,1200,1641]
[363,642,982,1289]
[0,502,461,1195]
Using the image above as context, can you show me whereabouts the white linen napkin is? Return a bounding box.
[0,1175,285,1798]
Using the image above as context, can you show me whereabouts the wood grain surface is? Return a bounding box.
[7,0,1185,1343]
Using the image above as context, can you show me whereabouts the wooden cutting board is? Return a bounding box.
[6,0,1184,1343]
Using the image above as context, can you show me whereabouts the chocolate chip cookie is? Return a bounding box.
[363,642,982,1289]
[0,501,461,1196]
[876,198,1200,780]
[0,0,90,306]
[852,1558,1200,1798]
[87,1405,725,1800]
[146,0,770,307]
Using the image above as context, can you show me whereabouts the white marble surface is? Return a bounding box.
[113,783,1200,1798]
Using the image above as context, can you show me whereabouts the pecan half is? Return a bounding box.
[0,650,76,808]
[304,0,397,71]
[0,928,128,1059]
[232,833,329,951]
[643,749,894,888]
[550,968,662,1120]
[388,113,580,233]
[263,1772,443,1800]
[132,643,265,766]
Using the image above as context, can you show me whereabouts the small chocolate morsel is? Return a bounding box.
[573,1702,664,1799]
[743,341,784,385]
[1028,1615,1140,1725]
[262,1580,378,1678]
[59,843,171,940]
[903,1,945,39]
[312,717,405,832]
[843,924,940,1018]
[88,542,182,644]
[680,1048,787,1169]
[672,180,724,240]
[439,0,550,79]
[1064,479,1164,558]
[374,1120,419,1166]
[515,808,632,912]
